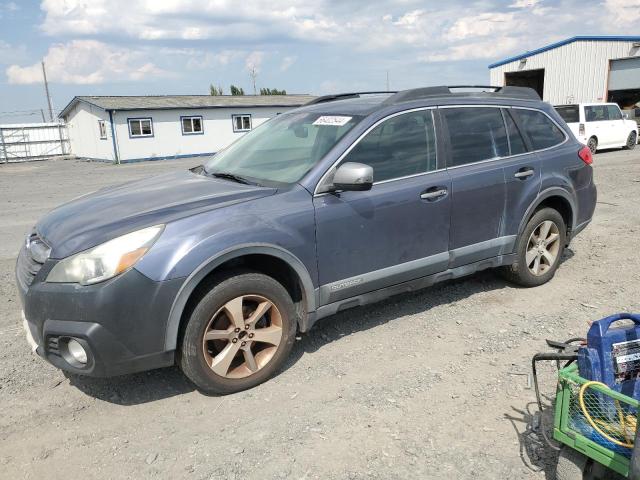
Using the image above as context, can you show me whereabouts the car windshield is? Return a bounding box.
[203,111,363,185]
[555,105,580,123]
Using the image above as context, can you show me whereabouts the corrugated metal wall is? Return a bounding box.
[0,123,70,163]
[490,40,640,105]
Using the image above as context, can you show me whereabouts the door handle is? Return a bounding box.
[514,168,535,179]
[420,188,448,200]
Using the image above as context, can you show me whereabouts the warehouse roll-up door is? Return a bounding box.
[608,57,640,107]
[609,57,640,91]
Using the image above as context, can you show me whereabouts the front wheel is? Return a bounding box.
[179,271,297,394]
[500,208,566,287]
[624,131,637,150]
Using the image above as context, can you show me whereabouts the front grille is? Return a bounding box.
[16,233,50,291]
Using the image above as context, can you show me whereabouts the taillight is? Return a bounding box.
[578,146,593,165]
[579,123,585,136]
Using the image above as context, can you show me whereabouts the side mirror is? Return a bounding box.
[332,162,373,192]
[623,113,629,120]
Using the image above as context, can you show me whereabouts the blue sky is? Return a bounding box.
[1,0,639,123]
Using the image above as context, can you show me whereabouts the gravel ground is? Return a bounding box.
[0,150,639,480]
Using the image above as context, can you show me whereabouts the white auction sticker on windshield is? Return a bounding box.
[313,116,352,126]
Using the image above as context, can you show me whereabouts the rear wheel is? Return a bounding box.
[587,137,598,154]
[179,271,297,394]
[500,208,566,287]
[625,131,637,150]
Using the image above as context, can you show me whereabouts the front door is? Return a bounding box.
[313,109,451,306]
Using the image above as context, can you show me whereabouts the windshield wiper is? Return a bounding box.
[210,172,254,185]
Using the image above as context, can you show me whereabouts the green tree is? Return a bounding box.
[230,85,245,95]
[209,84,224,96]
[260,88,287,95]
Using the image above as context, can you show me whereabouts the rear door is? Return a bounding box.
[439,106,510,268]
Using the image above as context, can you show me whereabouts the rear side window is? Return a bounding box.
[344,110,437,182]
[442,107,509,167]
[503,110,527,155]
[514,109,566,151]
[555,105,580,123]
[584,105,609,122]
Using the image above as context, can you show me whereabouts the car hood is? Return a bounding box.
[37,169,276,259]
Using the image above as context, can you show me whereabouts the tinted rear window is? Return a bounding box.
[514,109,566,151]
[442,107,509,167]
[555,105,579,123]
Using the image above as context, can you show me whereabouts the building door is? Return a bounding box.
[505,69,545,99]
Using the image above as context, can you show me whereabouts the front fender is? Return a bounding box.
[162,244,317,351]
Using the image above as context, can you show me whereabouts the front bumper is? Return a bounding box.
[17,260,184,377]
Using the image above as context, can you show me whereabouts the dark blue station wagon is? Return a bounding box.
[17,86,597,393]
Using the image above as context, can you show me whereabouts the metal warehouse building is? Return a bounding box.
[59,95,315,163]
[489,36,640,107]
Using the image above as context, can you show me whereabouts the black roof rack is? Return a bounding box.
[305,91,396,106]
[382,85,540,105]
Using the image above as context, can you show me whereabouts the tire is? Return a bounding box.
[587,137,598,154]
[555,446,589,480]
[500,208,566,287]
[178,271,297,395]
[624,131,637,150]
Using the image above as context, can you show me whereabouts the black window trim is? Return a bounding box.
[314,104,568,196]
[314,106,441,196]
[439,105,568,170]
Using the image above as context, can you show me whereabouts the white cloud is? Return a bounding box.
[604,0,640,25]
[6,40,167,85]
[509,0,541,8]
[245,51,265,72]
[280,56,297,71]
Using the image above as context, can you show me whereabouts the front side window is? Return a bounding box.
[513,109,566,151]
[341,110,437,183]
[98,120,107,140]
[607,105,623,121]
[204,112,362,185]
[128,118,153,137]
[182,116,203,135]
[584,105,609,122]
[442,107,509,167]
[232,114,252,132]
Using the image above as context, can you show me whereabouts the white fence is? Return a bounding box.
[0,122,70,163]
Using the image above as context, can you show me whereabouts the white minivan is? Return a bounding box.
[555,103,638,153]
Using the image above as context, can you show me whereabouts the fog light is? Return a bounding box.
[66,338,88,364]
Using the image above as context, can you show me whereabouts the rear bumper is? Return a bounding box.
[17,263,183,377]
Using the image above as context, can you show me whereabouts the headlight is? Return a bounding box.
[46,225,164,285]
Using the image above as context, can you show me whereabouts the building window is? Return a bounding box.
[128,118,153,138]
[232,114,252,132]
[98,120,107,140]
[181,116,203,135]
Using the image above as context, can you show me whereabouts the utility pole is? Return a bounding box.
[41,61,54,122]
[248,66,258,95]
[40,109,46,122]
[386,71,390,91]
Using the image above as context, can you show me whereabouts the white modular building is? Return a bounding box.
[59,95,315,163]
[489,36,640,107]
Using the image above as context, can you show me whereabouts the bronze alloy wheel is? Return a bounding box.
[526,220,560,276]
[202,294,283,379]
